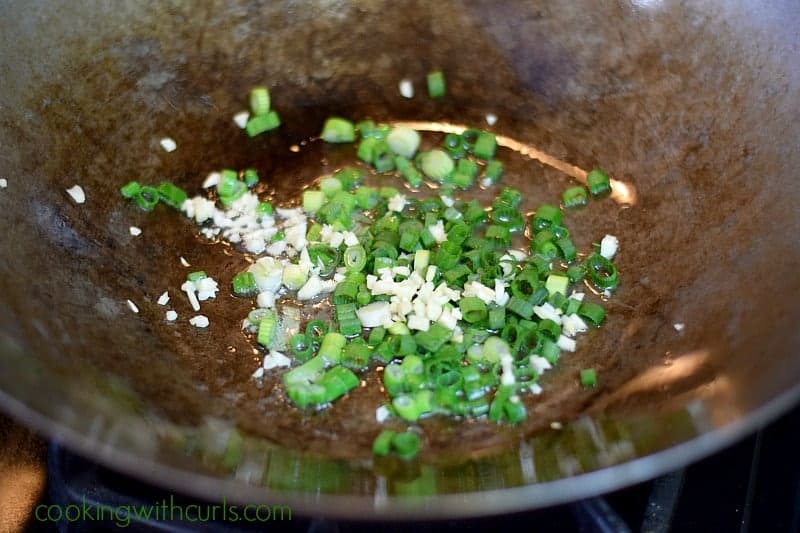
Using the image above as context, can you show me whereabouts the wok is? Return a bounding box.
[1,0,799,519]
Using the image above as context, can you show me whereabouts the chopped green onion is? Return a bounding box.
[531,204,563,232]
[556,237,577,262]
[282,264,308,291]
[414,323,453,353]
[357,120,387,139]
[578,301,606,326]
[459,297,488,324]
[343,245,367,272]
[286,383,326,408]
[372,141,396,172]
[443,133,465,159]
[317,332,346,365]
[120,181,141,199]
[243,168,259,188]
[290,333,314,362]
[393,394,427,422]
[357,137,379,163]
[504,399,527,424]
[395,156,424,188]
[134,186,159,211]
[342,341,371,370]
[283,355,326,387]
[483,160,504,184]
[392,431,422,460]
[319,366,360,401]
[496,187,522,208]
[507,296,534,319]
[256,202,273,218]
[566,264,586,283]
[587,168,611,197]
[245,111,281,137]
[368,326,386,346]
[302,190,326,213]
[388,322,411,336]
[257,312,277,347]
[537,319,561,341]
[419,150,454,182]
[249,86,271,116]
[488,305,506,330]
[475,336,510,365]
[545,274,569,296]
[383,363,406,396]
[306,319,329,339]
[232,272,258,297]
[473,132,497,160]
[562,186,588,208]
[187,271,207,282]
[319,177,342,197]
[386,126,421,158]
[372,430,396,456]
[338,317,362,337]
[580,368,598,387]
[331,192,357,216]
[585,253,619,290]
[426,70,446,99]
[320,117,356,143]
[541,339,560,364]
[334,167,364,190]
[217,172,247,204]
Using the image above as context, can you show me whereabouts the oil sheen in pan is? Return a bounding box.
[206,122,638,463]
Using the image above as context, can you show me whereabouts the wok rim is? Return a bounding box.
[2,384,798,519]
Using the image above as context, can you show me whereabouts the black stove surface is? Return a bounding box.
[26,404,800,533]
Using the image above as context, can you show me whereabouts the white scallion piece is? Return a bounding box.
[129,226,142,236]
[357,302,392,328]
[165,310,178,321]
[233,111,250,129]
[181,281,201,311]
[159,137,177,152]
[387,194,408,213]
[157,291,170,306]
[529,356,552,375]
[202,172,221,189]
[189,315,210,328]
[0,178,7,189]
[195,277,219,301]
[600,234,619,260]
[263,351,291,370]
[126,299,139,313]
[376,405,391,423]
[256,291,276,309]
[252,367,265,379]
[557,335,576,352]
[66,185,86,204]
[398,79,414,98]
[386,127,421,159]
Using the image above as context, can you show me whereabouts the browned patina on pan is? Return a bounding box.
[0,0,798,516]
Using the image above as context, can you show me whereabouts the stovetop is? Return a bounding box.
[18,403,800,532]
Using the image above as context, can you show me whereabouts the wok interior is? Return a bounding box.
[0,0,798,515]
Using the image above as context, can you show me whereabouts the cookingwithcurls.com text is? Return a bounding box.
[34,495,291,528]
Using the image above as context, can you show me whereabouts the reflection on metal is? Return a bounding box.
[607,349,712,399]
[373,475,388,509]
[397,121,639,206]
[518,441,537,483]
